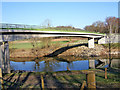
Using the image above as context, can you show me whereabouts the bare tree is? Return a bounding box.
[42,19,51,28]
[84,17,119,33]
[105,17,117,67]
[40,37,52,49]
[92,21,106,33]
[30,38,40,58]
[105,17,119,34]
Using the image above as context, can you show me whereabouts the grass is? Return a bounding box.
[52,41,70,44]
[55,74,86,84]
[9,42,40,49]
[3,68,120,88]
[36,29,105,35]
[95,72,120,88]
[9,41,69,49]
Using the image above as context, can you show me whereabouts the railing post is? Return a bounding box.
[86,71,96,90]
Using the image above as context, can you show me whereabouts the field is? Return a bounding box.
[9,40,70,49]
[9,37,88,49]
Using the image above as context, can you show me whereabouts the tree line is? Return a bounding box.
[84,17,120,33]
[51,25,83,31]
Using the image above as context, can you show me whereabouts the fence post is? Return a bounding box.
[41,75,44,90]
[80,81,86,90]
[105,68,107,79]
[86,71,96,90]
[0,68,3,89]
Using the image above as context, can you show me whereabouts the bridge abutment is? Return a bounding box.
[0,41,10,73]
[98,37,106,44]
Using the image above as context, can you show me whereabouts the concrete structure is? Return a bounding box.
[0,29,105,73]
[88,38,95,48]
[0,42,10,73]
[98,34,120,44]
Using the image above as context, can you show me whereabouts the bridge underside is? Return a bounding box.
[0,34,103,48]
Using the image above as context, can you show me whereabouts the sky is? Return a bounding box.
[1,1,118,29]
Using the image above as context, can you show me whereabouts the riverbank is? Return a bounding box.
[9,45,119,59]
[3,68,120,88]
[9,38,120,58]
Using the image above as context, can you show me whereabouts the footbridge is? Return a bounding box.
[0,29,105,73]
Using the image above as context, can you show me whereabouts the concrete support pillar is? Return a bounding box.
[88,38,94,48]
[0,41,10,73]
[89,60,95,69]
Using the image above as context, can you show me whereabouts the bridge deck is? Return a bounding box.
[0,29,104,39]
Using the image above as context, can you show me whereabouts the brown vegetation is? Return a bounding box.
[84,17,120,33]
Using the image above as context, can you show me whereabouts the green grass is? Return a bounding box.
[9,42,41,49]
[34,28,104,34]
[9,41,69,49]
[55,74,86,84]
[52,41,70,44]
[95,72,120,88]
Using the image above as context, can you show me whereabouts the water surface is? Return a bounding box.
[10,57,119,72]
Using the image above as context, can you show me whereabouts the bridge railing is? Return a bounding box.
[0,23,41,30]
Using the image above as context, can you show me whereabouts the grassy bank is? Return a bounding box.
[9,40,70,49]
[3,68,120,88]
[9,38,85,49]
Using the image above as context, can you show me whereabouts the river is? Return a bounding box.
[10,57,120,72]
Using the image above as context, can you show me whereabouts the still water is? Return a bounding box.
[10,57,119,72]
[10,60,90,72]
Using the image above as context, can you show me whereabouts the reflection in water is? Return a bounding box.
[10,60,89,72]
[10,57,119,72]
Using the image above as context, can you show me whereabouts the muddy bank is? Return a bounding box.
[10,44,119,58]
